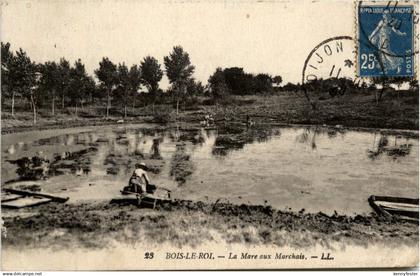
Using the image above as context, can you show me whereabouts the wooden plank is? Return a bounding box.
[120,190,169,201]
[2,197,52,209]
[116,191,161,208]
[3,188,69,203]
[1,193,24,203]
[110,196,139,205]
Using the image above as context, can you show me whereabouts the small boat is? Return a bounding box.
[368,195,419,220]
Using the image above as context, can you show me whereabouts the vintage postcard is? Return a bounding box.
[1,0,419,271]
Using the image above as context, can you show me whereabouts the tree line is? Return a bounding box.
[208,67,282,97]
[1,42,207,123]
[2,42,287,124]
[5,41,413,124]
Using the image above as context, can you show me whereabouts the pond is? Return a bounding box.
[2,123,418,215]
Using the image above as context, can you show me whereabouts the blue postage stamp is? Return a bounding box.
[358,4,414,77]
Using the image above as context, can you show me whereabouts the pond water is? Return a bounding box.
[2,123,418,215]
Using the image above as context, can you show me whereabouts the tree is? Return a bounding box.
[39,61,60,116]
[140,56,163,94]
[128,65,142,112]
[254,73,273,93]
[394,78,402,99]
[208,67,229,102]
[186,80,204,96]
[393,77,410,99]
[115,63,130,118]
[222,67,255,95]
[68,59,92,116]
[84,76,96,107]
[409,79,419,91]
[164,46,195,115]
[140,56,163,110]
[179,78,204,109]
[1,42,12,67]
[272,75,283,86]
[1,42,15,115]
[13,49,38,123]
[95,57,118,118]
[58,58,71,110]
[282,82,299,92]
[371,77,391,104]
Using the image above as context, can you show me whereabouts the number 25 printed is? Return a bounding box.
[361,53,376,69]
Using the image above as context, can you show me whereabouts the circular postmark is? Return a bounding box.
[302,36,354,84]
[301,36,380,107]
[301,1,418,107]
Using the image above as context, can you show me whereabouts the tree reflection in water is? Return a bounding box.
[170,143,195,185]
[368,134,412,160]
[212,124,279,157]
[295,127,318,150]
[150,137,163,160]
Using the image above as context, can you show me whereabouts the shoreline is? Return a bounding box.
[2,199,418,252]
[2,118,419,138]
[2,91,419,134]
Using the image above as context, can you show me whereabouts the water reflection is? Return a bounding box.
[49,147,96,176]
[150,137,163,159]
[211,125,279,157]
[31,132,101,147]
[295,127,347,150]
[7,144,16,155]
[296,127,318,150]
[170,143,195,185]
[9,154,49,181]
[3,125,418,205]
[368,134,413,160]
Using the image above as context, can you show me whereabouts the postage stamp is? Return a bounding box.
[357,3,415,77]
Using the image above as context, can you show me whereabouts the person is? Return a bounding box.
[368,11,406,74]
[129,162,155,194]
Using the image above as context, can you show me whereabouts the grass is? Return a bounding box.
[1,89,418,133]
[2,200,418,250]
[198,90,418,130]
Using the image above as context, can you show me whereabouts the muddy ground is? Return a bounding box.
[2,199,418,250]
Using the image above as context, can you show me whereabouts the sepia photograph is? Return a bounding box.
[0,0,419,271]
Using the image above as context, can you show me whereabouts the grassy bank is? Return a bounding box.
[2,200,418,250]
[194,90,418,130]
[2,90,418,134]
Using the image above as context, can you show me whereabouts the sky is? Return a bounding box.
[1,0,354,88]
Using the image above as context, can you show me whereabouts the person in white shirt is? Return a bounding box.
[129,162,151,193]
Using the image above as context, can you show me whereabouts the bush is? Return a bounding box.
[182,96,200,111]
[152,105,176,124]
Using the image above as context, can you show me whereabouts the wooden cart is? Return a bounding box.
[113,186,171,209]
